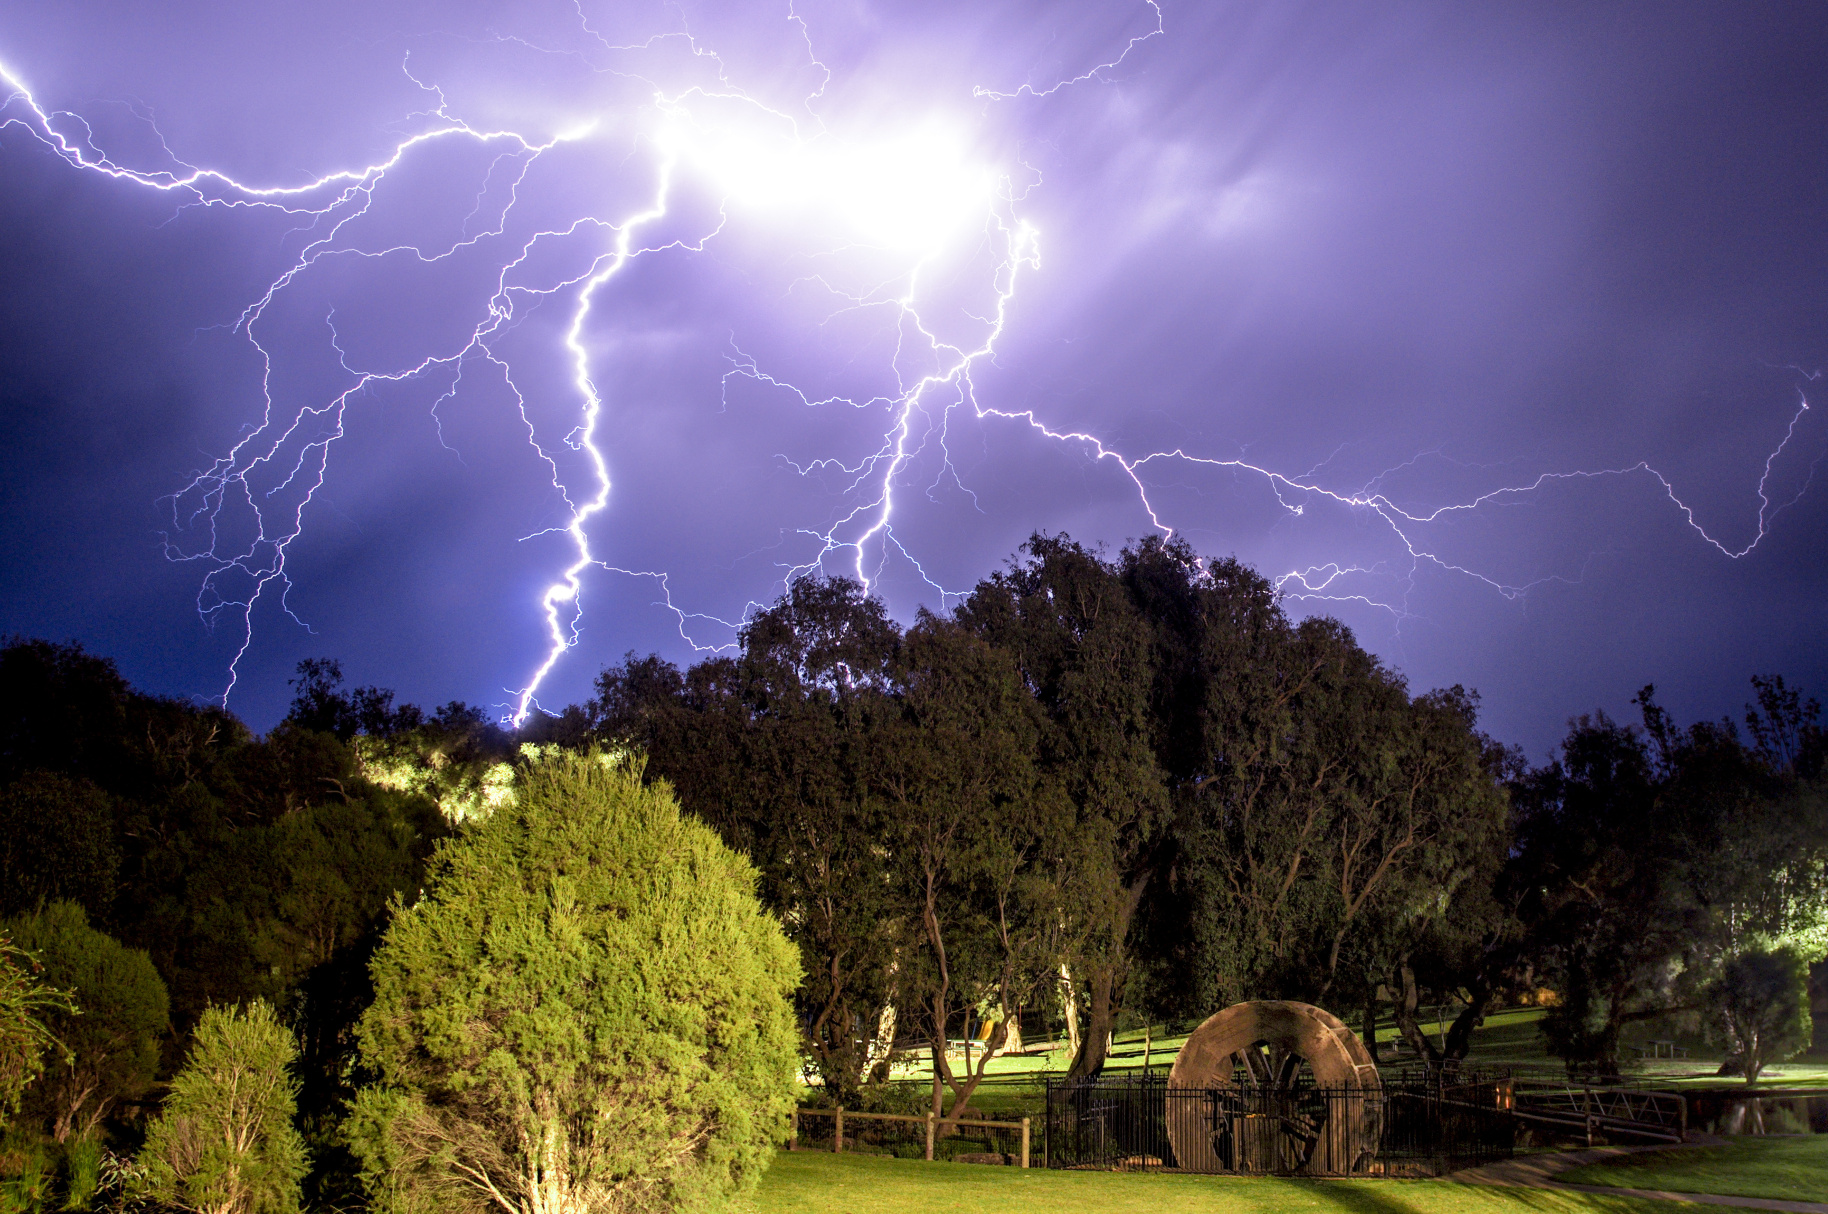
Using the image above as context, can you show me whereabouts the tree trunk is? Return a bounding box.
[867,1001,898,1082]
[1443,981,1491,1062]
[1066,868,1152,1081]
[1390,959,1440,1065]
[928,1053,942,1158]
[999,1012,1022,1056]
[1067,965,1117,1079]
[1363,1000,1382,1064]
[1059,963,1081,1058]
[50,1075,96,1143]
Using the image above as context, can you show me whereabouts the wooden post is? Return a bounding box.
[1020,1117,1030,1169]
[834,1107,844,1153]
[924,1112,935,1161]
[790,1109,798,1151]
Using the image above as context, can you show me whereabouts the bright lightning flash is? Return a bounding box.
[0,1,1818,727]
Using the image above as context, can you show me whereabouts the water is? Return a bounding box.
[1685,1091,1828,1135]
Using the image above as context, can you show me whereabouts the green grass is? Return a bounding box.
[1556,1135,1828,1203]
[845,1010,1828,1103]
[754,1150,1672,1214]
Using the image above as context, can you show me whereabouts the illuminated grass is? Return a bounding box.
[1557,1136,1828,1202]
[848,1011,1828,1101]
[753,1150,1673,1214]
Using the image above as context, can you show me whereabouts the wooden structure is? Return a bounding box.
[1166,1000,1383,1174]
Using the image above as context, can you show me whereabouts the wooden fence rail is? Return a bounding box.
[791,1106,1031,1168]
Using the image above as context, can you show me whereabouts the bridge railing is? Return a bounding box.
[1511,1084,1686,1145]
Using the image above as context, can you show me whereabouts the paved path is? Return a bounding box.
[1450,1144,1828,1213]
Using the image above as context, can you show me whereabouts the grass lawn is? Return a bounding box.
[754,1150,1670,1214]
[853,1011,1828,1106]
[1556,1135,1828,1203]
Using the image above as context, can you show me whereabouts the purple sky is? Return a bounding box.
[2,0,1824,756]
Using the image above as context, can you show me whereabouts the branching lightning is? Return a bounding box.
[2,1,1820,724]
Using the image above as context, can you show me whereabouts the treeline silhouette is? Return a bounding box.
[3,533,1824,1196]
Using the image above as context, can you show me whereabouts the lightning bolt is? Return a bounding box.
[2,1,1820,727]
[973,0,1166,101]
[0,20,841,724]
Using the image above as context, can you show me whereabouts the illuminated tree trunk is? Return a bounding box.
[1058,963,1081,1057]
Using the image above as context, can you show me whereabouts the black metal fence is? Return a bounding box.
[1043,1074,1514,1177]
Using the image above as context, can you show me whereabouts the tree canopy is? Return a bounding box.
[2,531,1824,1177]
[139,1000,308,1214]
[4,902,168,1142]
[350,751,800,1214]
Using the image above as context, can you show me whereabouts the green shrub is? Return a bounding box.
[3,904,167,1141]
[59,1136,99,1212]
[349,751,800,1214]
[138,1002,306,1214]
[0,1138,50,1214]
[0,937,71,1137]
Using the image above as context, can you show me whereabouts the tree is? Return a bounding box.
[1647,682,1828,971]
[595,579,906,1104]
[1102,537,1510,1061]
[0,771,120,921]
[349,751,800,1214]
[288,929,386,1213]
[353,701,516,825]
[285,659,425,742]
[0,932,71,1133]
[880,615,1066,1128]
[116,722,446,1028]
[956,535,1169,1078]
[1711,944,1814,1083]
[1513,711,1688,1075]
[4,902,168,1141]
[139,1000,308,1214]
[1513,681,1828,1076]
[1743,675,1825,781]
[1320,685,1513,1059]
[0,639,134,788]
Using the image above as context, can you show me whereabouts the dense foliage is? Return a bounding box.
[349,751,800,1214]
[1709,944,1815,1083]
[595,536,1828,1093]
[1,530,1824,1207]
[0,933,70,1134]
[597,536,1520,1101]
[1508,680,1828,1075]
[3,902,168,1142]
[139,1001,308,1214]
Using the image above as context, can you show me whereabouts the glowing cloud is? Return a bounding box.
[0,1,1818,731]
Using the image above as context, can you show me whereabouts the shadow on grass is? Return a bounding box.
[1309,1179,1663,1214]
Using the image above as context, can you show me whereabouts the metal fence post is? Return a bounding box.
[834,1107,844,1153]
[1020,1117,1030,1169]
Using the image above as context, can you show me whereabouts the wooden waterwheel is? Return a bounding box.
[1166,1000,1383,1175]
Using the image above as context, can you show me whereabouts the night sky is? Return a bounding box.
[2,0,1824,756]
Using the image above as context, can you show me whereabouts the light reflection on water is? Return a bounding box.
[1688,1093,1828,1135]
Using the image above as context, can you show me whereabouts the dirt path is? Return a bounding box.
[1450,1144,1828,1213]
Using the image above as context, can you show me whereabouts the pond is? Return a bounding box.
[1684,1090,1828,1135]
